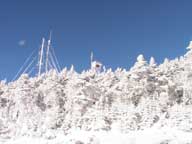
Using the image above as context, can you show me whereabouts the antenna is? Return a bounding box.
[12,49,36,81]
[91,51,93,64]
[13,33,61,81]
[46,31,52,72]
[38,38,45,76]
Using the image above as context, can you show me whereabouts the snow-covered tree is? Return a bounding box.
[1,42,192,143]
[149,57,157,67]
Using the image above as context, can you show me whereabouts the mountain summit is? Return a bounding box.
[1,43,192,143]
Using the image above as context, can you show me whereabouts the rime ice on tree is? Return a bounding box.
[149,57,157,67]
[3,40,192,144]
[187,41,192,50]
[131,54,148,71]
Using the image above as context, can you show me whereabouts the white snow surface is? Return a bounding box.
[1,49,192,143]
[2,127,192,144]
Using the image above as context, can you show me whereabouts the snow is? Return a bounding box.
[1,45,192,143]
[2,128,192,144]
[187,41,192,50]
[149,57,157,67]
[137,54,145,62]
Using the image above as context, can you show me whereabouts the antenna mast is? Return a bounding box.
[38,38,45,76]
[91,51,93,64]
[13,33,61,81]
[46,31,52,73]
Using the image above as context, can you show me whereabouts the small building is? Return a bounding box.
[91,61,102,72]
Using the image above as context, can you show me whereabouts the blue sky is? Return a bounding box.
[0,0,191,80]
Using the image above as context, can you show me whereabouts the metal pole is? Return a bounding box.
[46,31,52,72]
[38,38,45,76]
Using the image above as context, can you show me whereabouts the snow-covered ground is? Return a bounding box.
[2,127,192,144]
[1,45,192,143]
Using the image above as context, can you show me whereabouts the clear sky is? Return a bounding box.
[0,0,191,80]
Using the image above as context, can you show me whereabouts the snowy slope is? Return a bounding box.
[1,48,192,143]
